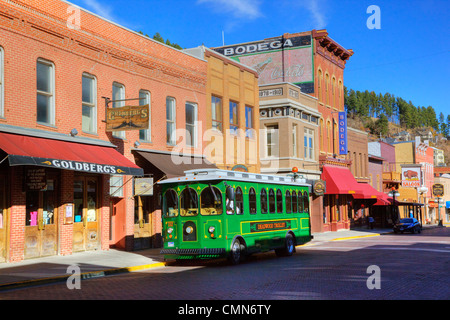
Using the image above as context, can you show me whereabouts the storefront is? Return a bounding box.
[0,131,143,263]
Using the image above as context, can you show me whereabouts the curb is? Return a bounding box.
[0,261,167,292]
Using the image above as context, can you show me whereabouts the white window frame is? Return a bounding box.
[112,82,126,139]
[36,58,55,126]
[0,47,3,118]
[304,128,315,160]
[266,125,279,158]
[166,97,176,145]
[82,73,97,134]
[185,101,197,147]
[139,90,151,142]
[292,124,297,158]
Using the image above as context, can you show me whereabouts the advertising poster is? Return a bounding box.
[401,167,421,188]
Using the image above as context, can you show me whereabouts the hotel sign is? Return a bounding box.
[338,112,348,155]
[106,105,149,132]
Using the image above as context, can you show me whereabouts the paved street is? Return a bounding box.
[1,227,449,301]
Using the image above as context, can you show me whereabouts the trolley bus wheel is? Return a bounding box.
[229,238,245,265]
[275,234,295,257]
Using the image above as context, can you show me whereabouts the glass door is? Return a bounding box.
[133,196,153,250]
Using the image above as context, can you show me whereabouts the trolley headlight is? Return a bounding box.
[208,226,215,233]
[185,226,194,234]
[167,227,174,234]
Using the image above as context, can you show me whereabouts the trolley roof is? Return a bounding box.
[157,168,310,187]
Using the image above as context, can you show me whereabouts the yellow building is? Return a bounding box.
[184,46,260,173]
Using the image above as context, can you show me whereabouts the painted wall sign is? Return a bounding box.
[106,105,149,132]
[25,168,47,190]
[338,112,348,155]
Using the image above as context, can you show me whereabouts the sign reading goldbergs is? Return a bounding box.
[106,105,149,132]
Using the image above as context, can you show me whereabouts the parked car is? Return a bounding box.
[393,218,422,234]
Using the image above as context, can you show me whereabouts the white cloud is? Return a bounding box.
[79,0,115,21]
[298,0,327,29]
[197,0,263,20]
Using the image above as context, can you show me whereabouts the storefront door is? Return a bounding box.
[133,196,153,250]
[0,176,7,263]
[24,178,58,259]
[73,177,100,252]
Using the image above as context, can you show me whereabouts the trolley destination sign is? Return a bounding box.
[250,220,292,233]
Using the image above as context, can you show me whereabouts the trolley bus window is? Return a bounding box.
[286,190,292,213]
[180,187,198,216]
[269,189,276,214]
[303,192,310,214]
[249,187,257,214]
[226,186,235,215]
[164,189,179,217]
[235,187,244,215]
[260,189,268,214]
[292,191,298,213]
[276,189,283,213]
[298,191,304,213]
[200,186,222,215]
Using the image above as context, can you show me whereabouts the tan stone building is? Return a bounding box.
[184,46,260,173]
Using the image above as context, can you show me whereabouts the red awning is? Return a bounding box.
[321,165,363,195]
[0,132,143,176]
[353,183,386,200]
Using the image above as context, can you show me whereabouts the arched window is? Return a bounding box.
[269,189,276,214]
[235,186,244,215]
[276,189,283,213]
[261,189,268,214]
[180,187,198,216]
[298,191,304,213]
[318,69,323,102]
[303,192,310,214]
[292,191,298,213]
[200,186,222,215]
[249,187,257,214]
[163,189,178,217]
[285,190,292,213]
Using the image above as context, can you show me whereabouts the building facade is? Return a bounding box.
[0,0,209,262]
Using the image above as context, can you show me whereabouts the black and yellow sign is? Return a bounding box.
[432,183,444,197]
[250,220,291,233]
[313,180,326,196]
[106,105,149,132]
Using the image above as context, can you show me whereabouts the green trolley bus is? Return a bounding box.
[159,169,313,264]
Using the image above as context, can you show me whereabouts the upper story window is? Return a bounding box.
[229,101,238,134]
[139,90,151,142]
[292,124,298,158]
[112,82,126,139]
[166,97,176,145]
[82,73,97,134]
[211,96,222,132]
[0,47,3,118]
[266,125,279,157]
[37,59,55,125]
[245,105,254,138]
[304,128,315,160]
[185,102,197,147]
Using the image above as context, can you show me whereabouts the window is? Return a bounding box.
[226,186,235,215]
[185,102,197,147]
[166,97,176,145]
[82,73,97,134]
[180,187,198,216]
[245,106,254,138]
[304,129,314,160]
[266,125,279,157]
[235,187,244,215]
[112,82,126,139]
[211,96,222,131]
[109,175,123,197]
[317,69,323,102]
[163,189,179,217]
[276,189,283,213]
[285,190,292,213]
[303,192,309,214]
[292,125,297,157]
[0,47,3,118]
[269,189,276,214]
[37,59,55,125]
[260,189,268,214]
[139,90,151,141]
[249,187,257,214]
[229,101,238,134]
[200,186,222,216]
[292,191,298,213]
[298,191,304,213]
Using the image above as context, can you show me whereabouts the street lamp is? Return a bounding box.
[388,187,400,223]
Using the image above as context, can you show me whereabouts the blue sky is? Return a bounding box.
[68,0,450,120]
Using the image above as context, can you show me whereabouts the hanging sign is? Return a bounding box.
[338,112,348,155]
[106,105,149,132]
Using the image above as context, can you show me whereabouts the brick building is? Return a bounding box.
[0,0,208,262]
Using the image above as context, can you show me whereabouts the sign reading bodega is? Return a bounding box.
[42,159,123,174]
[216,35,311,57]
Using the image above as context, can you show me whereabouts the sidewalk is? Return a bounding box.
[0,224,442,291]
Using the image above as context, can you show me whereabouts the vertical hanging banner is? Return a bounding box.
[338,112,348,155]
